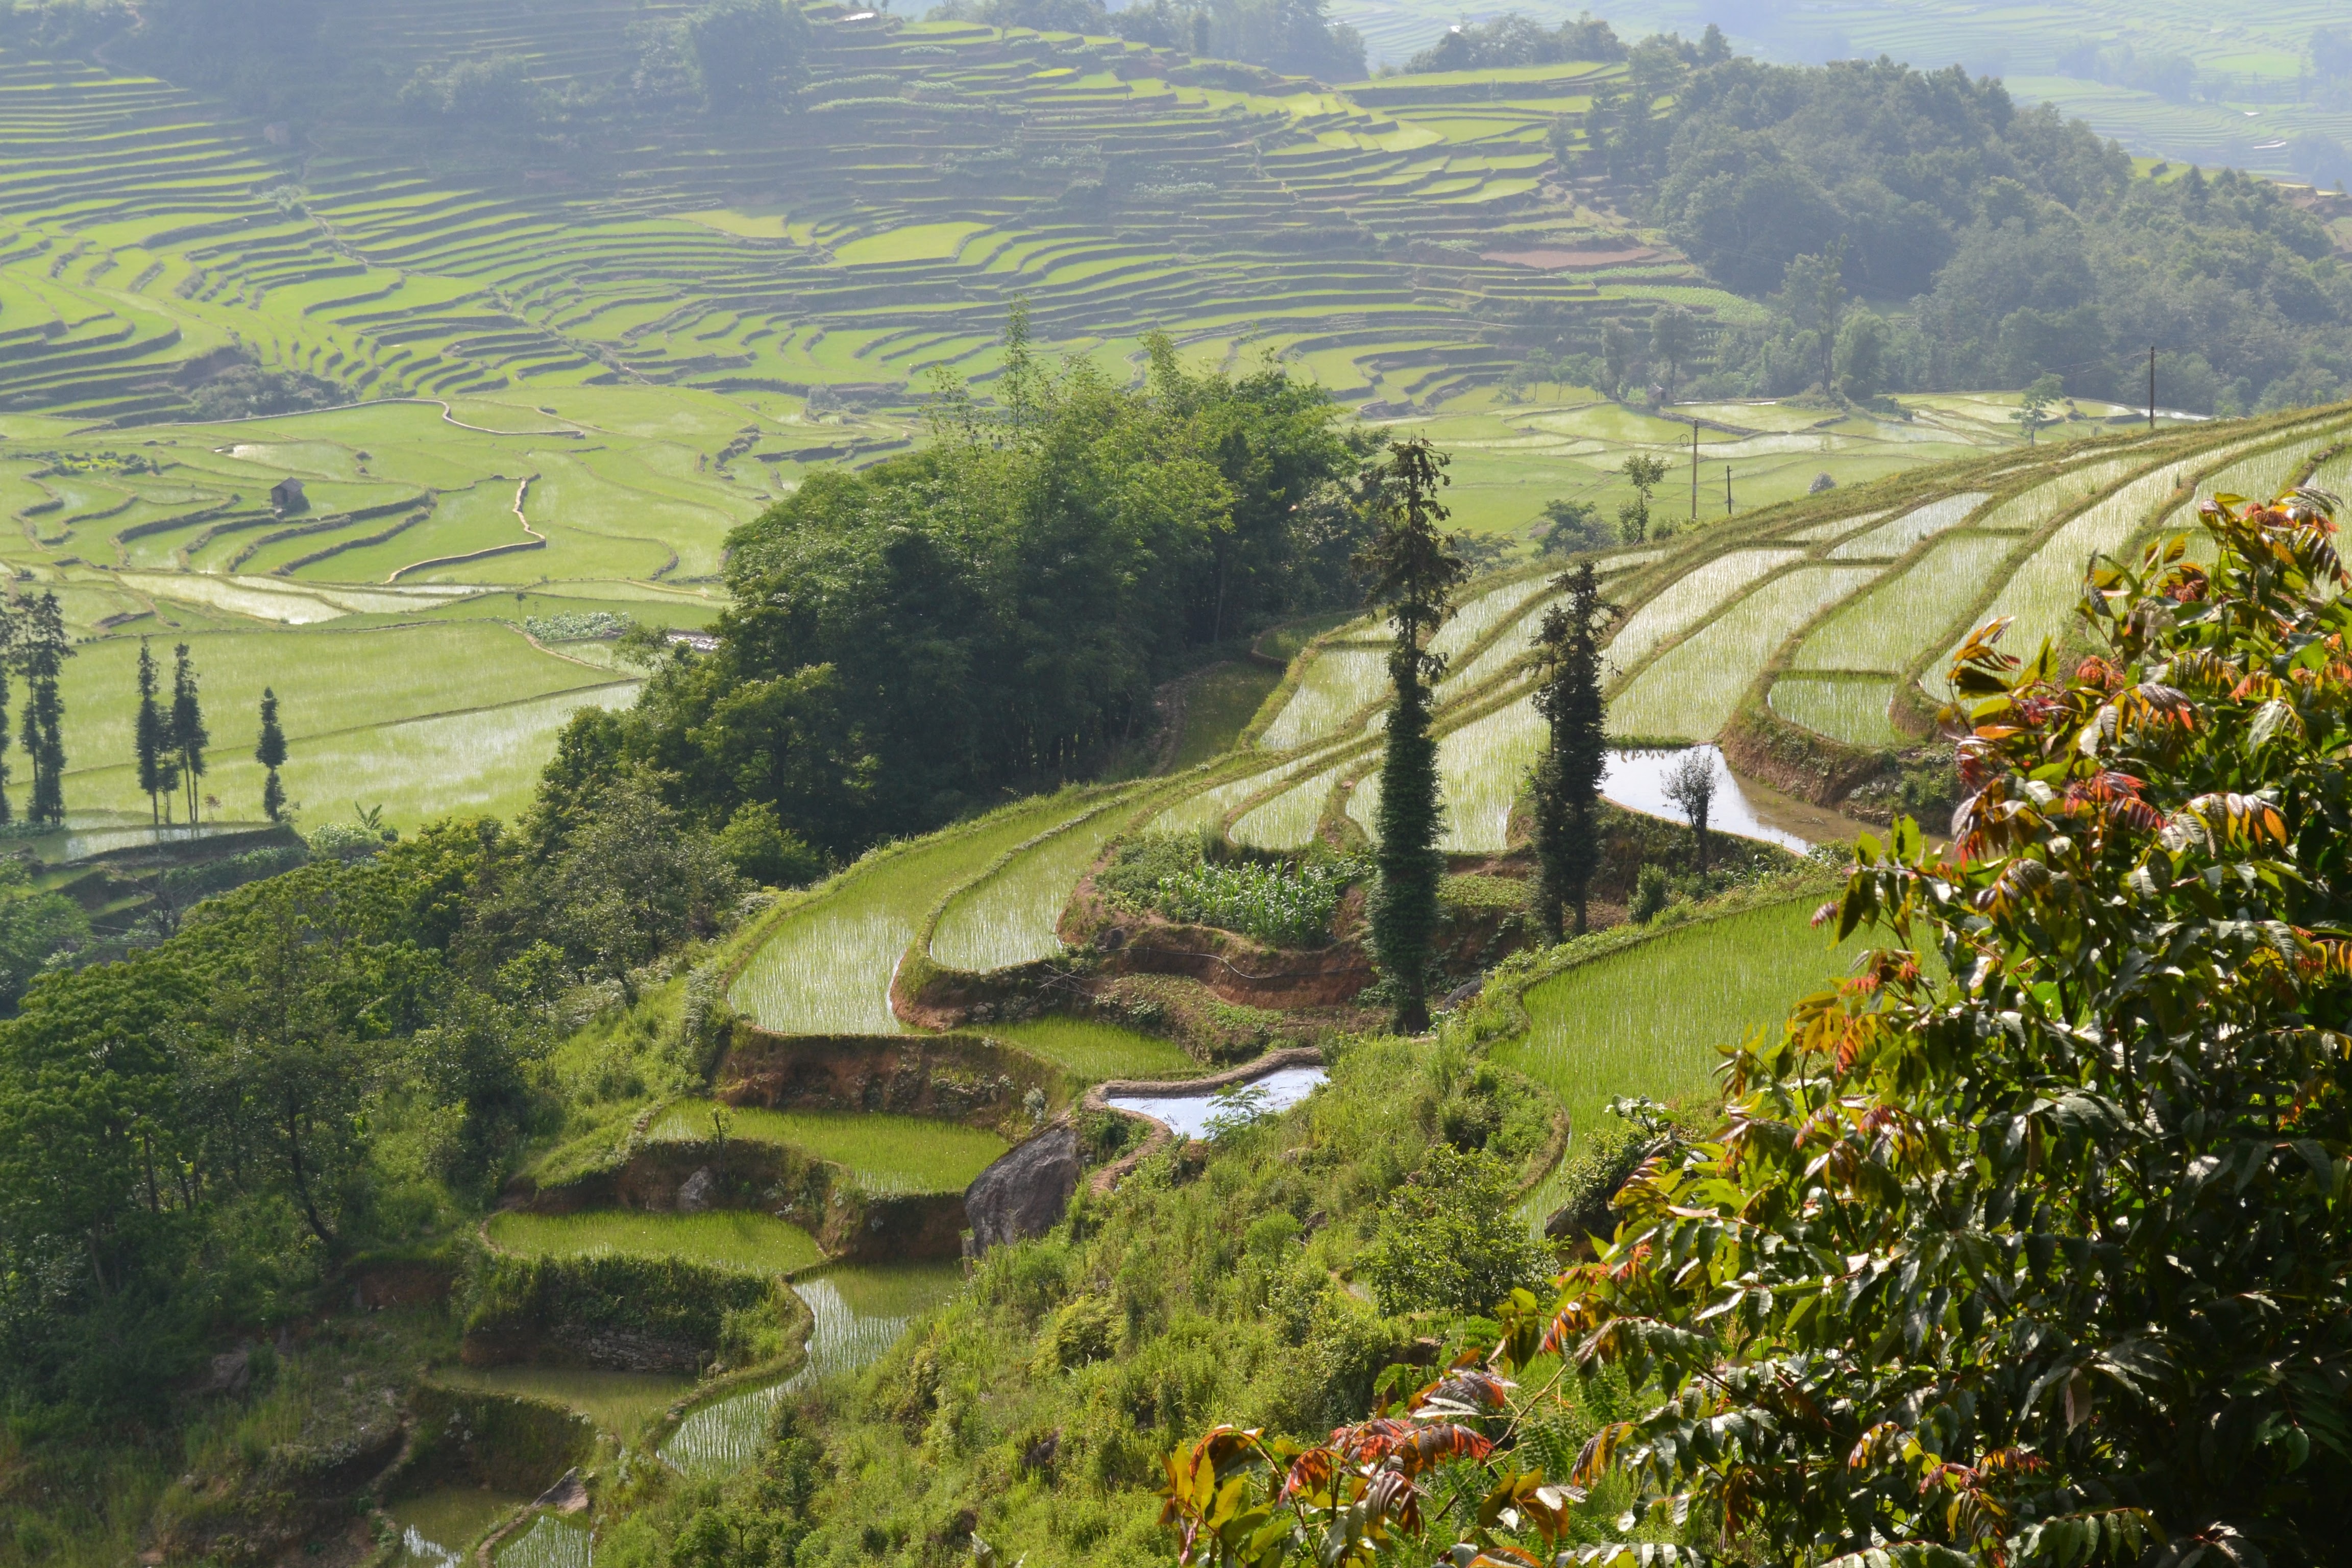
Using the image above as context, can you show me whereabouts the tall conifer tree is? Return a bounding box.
[1529,560,1612,938]
[134,638,172,830]
[1357,436,1464,1034]
[0,600,16,826]
[17,592,69,826]
[170,643,208,829]
[255,688,287,823]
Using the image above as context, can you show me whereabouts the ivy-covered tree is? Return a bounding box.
[170,643,207,828]
[1357,436,1464,1034]
[134,638,178,831]
[1167,482,2352,1564]
[17,592,69,827]
[1529,560,1611,938]
[255,687,287,823]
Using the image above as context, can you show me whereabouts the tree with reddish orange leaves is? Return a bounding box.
[1168,480,2352,1565]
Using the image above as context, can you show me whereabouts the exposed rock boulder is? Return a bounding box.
[965,1125,1080,1257]
[676,1166,716,1212]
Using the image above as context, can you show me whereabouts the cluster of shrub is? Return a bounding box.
[549,322,1377,863]
[1097,830,1366,949]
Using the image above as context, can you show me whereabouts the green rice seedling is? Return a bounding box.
[657,1260,964,1476]
[932,801,1136,971]
[1780,508,1891,542]
[430,1366,692,1444]
[484,1210,825,1275]
[1148,752,1331,836]
[1825,492,1989,558]
[1435,697,1545,852]
[1767,673,1907,748]
[649,1101,1010,1194]
[75,682,641,830]
[1604,548,1803,678]
[494,1514,590,1568]
[1970,454,2154,532]
[1231,765,1343,850]
[1498,899,1882,1217]
[794,1260,966,1383]
[978,1015,1198,1081]
[1256,647,1387,749]
[729,791,1098,1034]
[1793,532,2023,674]
[1609,565,1883,740]
[1430,575,1551,664]
[1916,427,2339,697]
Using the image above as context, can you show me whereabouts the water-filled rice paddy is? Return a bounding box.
[657,1260,964,1478]
[1768,674,1908,749]
[431,1366,691,1444]
[1430,575,1550,664]
[729,791,1101,1034]
[1603,548,1802,677]
[388,1487,530,1568]
[484,1209,824,1275]
[1826,492,1989,558]
[978,1015,1200,1081]
[649,1101,1008,1194]
[1256,647,1387,750]
[1499,898,1878,1222]
[493,1513,590,1568]
[1609,565,1883,741]
[1231,764,1344,850]
[1599,745,1808,853]
[1105,1065,1328,1138]
[1434,699,1545,852]
[932,798,1140,971]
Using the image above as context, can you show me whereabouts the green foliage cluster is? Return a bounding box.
[1355,1141,1547,1316]
[1102,833,1366,949]
[524,611,633,643]
[0,771,754,1416]
[1584,52,2352,411]
[1404,10,1637,73]
[555,323,1371,862]
[936,0,1365,80]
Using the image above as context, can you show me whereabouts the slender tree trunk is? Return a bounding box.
[283,1099,337,1250]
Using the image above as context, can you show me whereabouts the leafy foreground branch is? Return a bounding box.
[1167,484,2352,1566]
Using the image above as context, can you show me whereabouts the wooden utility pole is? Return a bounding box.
[2148,345,2157,434]
[1724,464,1733,517]
[1689,421,1699,524]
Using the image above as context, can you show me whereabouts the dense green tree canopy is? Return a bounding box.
[554,328,1370,860]
[1590,54,2352,410]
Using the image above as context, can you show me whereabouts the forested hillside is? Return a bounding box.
[1545,35,2352,413]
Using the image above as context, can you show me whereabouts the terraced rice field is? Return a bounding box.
[729,790,1104,1034]
[494,1513,591,1568]
[1498,897,1882,1222]
[484,1210,826,1275]
[1256,647,1389,750]
[432,1366,691,1445]
[389,1488,531,1568]
[657,1259,964,1477]
[650,1101,1010,1194]
[930,796,1148,971]
[1608,565,1883,741]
